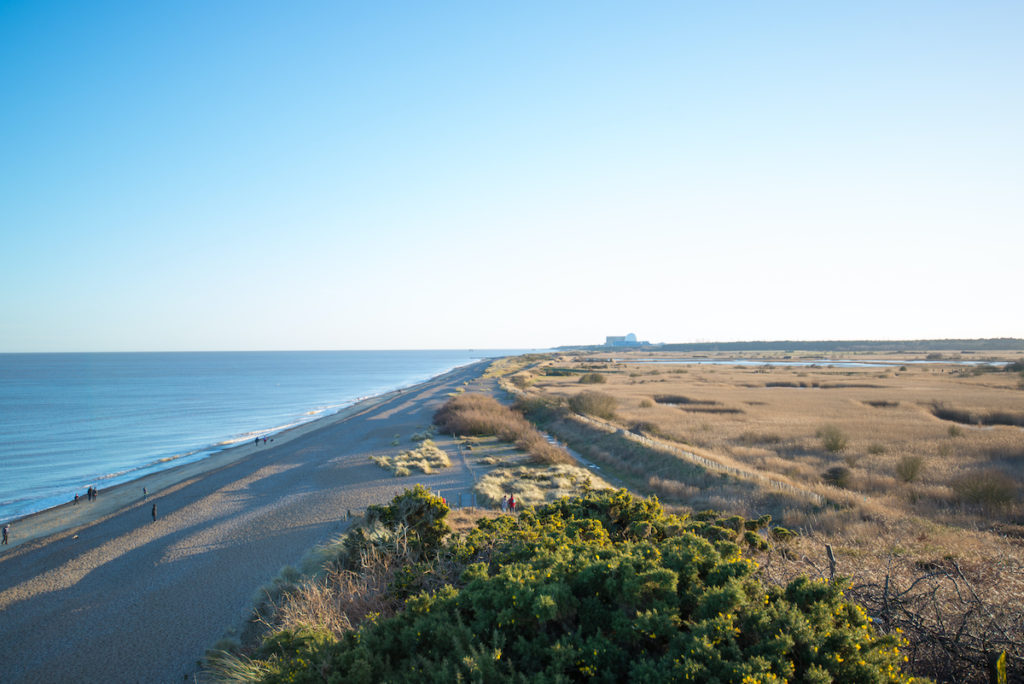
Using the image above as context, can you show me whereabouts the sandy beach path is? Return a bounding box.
[0,361,491,683]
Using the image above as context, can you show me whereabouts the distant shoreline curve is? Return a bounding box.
[1,361,486,549]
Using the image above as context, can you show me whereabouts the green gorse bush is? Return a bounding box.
[219,489,921,683]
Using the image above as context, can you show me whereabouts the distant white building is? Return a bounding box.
[605,333,645,347]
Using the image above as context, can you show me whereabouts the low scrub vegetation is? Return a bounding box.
[896,455,925,483]
[371,440,450,476]
[822,465,852,488]
[568,390,617,419]
[208,488,917,683]
[474,464,608,508]
[653,394,719,405]
[577,372,607,384]
[817,424,849,453]
[433,393,572,465]
[950,469,1018,509]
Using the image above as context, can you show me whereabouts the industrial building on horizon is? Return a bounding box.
[604,333,649,347]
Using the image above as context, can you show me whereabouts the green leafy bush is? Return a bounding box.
[362,484,450,560]
[227,489,918,683]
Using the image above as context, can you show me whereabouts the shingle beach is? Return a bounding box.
[0,361,489,683]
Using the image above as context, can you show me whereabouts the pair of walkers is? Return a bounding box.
[500,494,517,514]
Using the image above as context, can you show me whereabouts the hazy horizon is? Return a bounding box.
[3,2,1021,353]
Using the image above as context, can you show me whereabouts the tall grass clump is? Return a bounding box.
[371,440,451,476]
[568,390,617,419]
[578,372,607,384]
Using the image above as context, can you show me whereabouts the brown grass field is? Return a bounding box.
[497,349,1024,681]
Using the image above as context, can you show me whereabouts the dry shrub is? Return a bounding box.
[261,529,417,646]
[738,431,783,446]
[434,393,532,439]
[754,535,1024,683]
[851,470,899,495]
[822,465,852,488]
[434,393,571,465]
[950,469,1018,509]
[569,390,617,419]
[276,546,403,638]
[653,394,719,406]
[729,445,778,463]
[647,475,699,500]
[817,424,849,453]
[896,455,925,483]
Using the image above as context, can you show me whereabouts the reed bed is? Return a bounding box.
[505,350,1024,681]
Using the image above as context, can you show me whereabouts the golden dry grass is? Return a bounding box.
[474,464,612,509]
[525,351,1024,530]
[370,439,451,477]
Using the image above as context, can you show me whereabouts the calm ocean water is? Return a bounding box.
[0,350,524,522]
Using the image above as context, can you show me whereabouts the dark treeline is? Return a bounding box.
[561,338,1024,353]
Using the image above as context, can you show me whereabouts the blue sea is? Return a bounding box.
[0,350,524,522]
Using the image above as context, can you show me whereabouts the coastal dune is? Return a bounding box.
[0,362,489,683]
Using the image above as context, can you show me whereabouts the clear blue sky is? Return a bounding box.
[2,1,1021,351]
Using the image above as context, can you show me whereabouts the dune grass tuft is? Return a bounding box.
[371,439,451,476]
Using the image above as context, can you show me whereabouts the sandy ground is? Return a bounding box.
[0,361,492,683]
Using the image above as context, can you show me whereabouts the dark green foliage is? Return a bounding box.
[247,489,918,683]
[363,484,450,560]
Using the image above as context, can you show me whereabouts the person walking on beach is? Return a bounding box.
[74,493,79,505]
[151,503,157,522]
[2,524,9,545]
[143,487,147,500]
[501,495,508,513]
